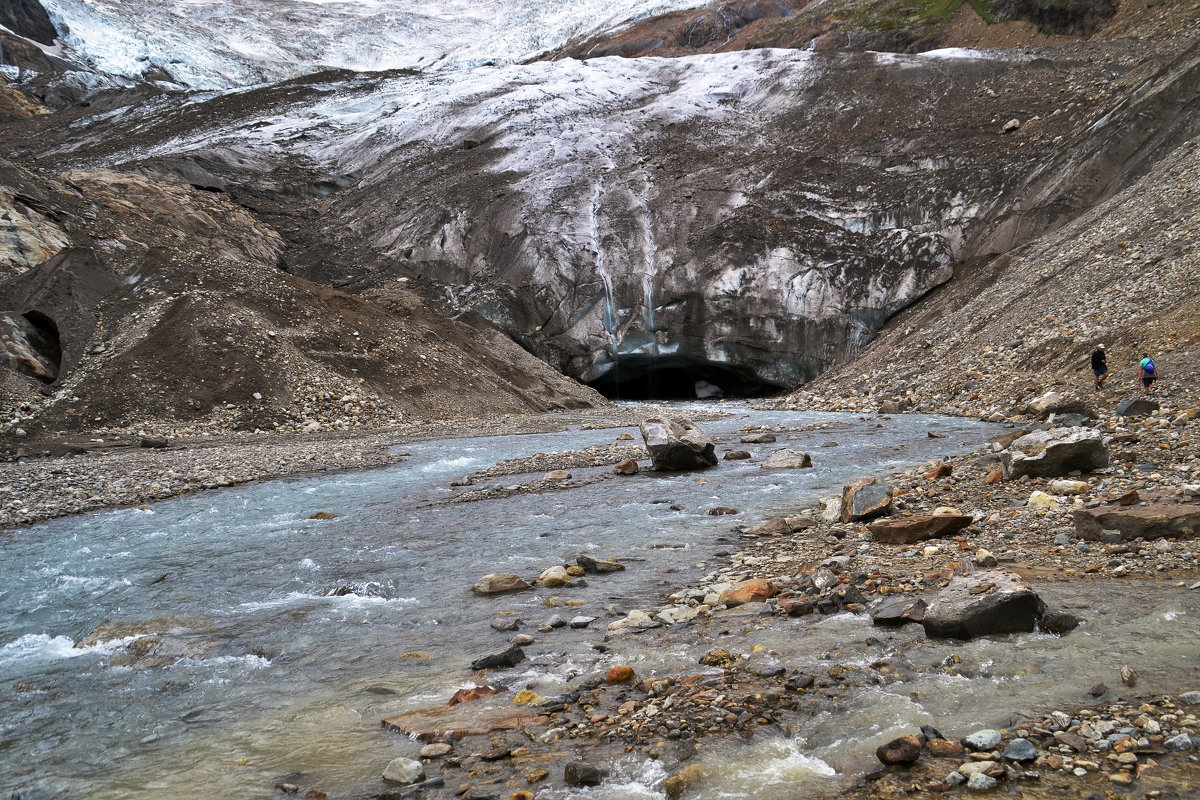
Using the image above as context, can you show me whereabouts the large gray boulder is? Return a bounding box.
[922,571,1046,640]
[840,476,892,522]
[639,416,717,471]
[1000,427,1108,479]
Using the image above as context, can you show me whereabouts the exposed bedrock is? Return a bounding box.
[11,45,1176,397]
[0,0,58,47]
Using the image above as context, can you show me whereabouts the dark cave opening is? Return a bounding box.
[21,310,62,382]
[586,354,785,401]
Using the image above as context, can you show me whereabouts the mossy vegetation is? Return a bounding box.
[835,0,995,33]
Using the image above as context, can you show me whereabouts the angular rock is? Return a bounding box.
[1003,738,1038,762]
[739,431,776,444]
[760,449,813,470]
[614,458,639,475]
[963,730,1002,751]
[1049,479,1090,495]
[871,597,927,626]
[576,553,625,573]
[382,757,425,785]
[639,417,717,471]
[490,617,520,632]
[840,476,893,522]
[868,514,972,544]
[1000,427,1109,479]
[1074,497,1200,541]
[606,609,659,633]
[878,399,911,414]
[786,514,818,530]
[1117,397,1160,417]
[470,644,526,671]
[718,578,778,607]
[966,773,998,791]
[876,734,923,765]
[723,450,752,460]
[707,506,738,516]
[447,686,499,705]
[927,738,965,758]
[1025,391,1091,419]
[471,573,532,595]
[745,517,791,536]
[564,761,605,787]
[922,571,1047,640]
[420,742,453,758]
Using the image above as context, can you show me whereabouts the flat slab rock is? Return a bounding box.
[1074,495,1200,541]
[382,703,551,741]
[922,570,1046,640]
[868,514,972,544]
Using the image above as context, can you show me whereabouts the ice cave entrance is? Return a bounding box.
[586,354,784,401]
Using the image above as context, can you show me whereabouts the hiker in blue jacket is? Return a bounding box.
[1138,354,1159,395]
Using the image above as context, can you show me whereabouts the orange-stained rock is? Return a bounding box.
[924,462,953,480]
[983,469,1004,484]
[614,459,639,475]
[718,578,779,607]
[868,515,973,545]
[927,738,966,758]
[447,686,499,705]
[605,665,636,684]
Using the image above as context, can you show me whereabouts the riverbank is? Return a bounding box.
[0,405,733,530]
[337,390,1200,800]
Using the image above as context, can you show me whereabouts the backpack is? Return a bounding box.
[1143,358,1156,374]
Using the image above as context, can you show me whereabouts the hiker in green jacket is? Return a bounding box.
[1138,354,1159,395]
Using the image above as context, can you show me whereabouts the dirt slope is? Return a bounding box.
[0,161,605,454]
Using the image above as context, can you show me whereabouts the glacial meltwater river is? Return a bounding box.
[3,404,1199,799]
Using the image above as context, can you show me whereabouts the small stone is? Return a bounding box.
[963,729,1002,751]
[563,761,605,787]
[605,665,635,684]
[876,734,924,765]
[967,772,999,791]
[544,469,572,482]
[420,743,452,758]
[569,616,595,628]
[1165,733,1194,751]
[1002,738,1038,762]
[723,450,752,460]
[614,458,639,474]
[470,644,525,671]
[538,565,571,587]
[382,757,425,785]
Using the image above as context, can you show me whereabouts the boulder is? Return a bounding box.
[576,553,625,573]
[471,573,532,595]
[606,609,660,634]
[840,477,893,522]
[1117,397,1160,417]
[707,506,739,516]
[614,458,639,475]
[1074,497,1200,541]
[544,469,572,481]
[639,417,717,471]
[876,734,924,765]
[723,450,752,460]
[760,449,813,470]
[871,597,927,627]
[1049,479,1090,495]
[1025,391,1092,419]
[469,644,526,671]
[867,514,971,544]
[537,565,571,587]
[921,571,1046,640]
[718,579,778,607]
[1000,427,1109,479]
[739,431,776,444]
[382,757,425,785]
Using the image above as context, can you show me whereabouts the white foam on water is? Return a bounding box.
[421,456,480,472]
[0,632,136,667]
[298,558,320,570]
